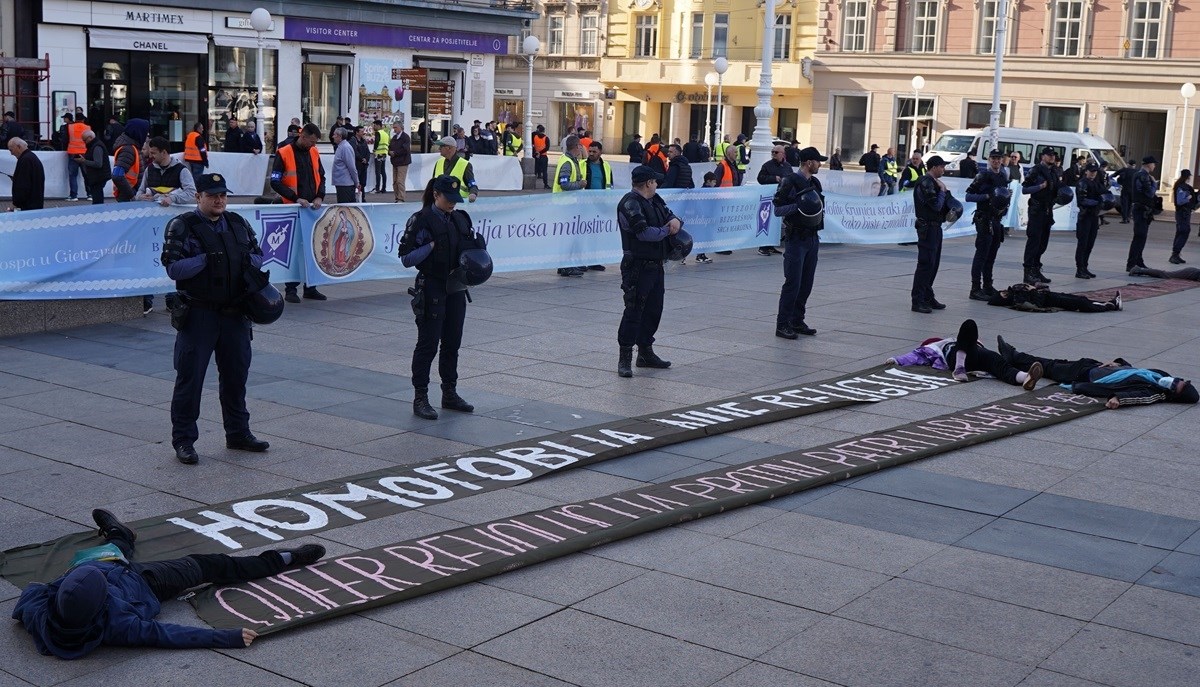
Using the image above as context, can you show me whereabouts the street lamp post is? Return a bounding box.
[1177,82,1196,183]
[249,8,273,146]
[748,0,777,181]
[714,57,729,152]
[522,35,540,162]
[703,72,718,151]
[910,75,925,155]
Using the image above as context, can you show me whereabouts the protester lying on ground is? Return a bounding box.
[987,282,1121,313]
[886,319,1042,390]
[12,509,325,659]
[1130,265,1200,280]
[996,335,1199,409]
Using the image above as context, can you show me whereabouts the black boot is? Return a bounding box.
[1036,270,1051,283]
[1023,269,1040,285]
[413,388,438,420]
[636,344,671,369]
[983,282,999,297]
[92,508,137,543]
[969,286,990,301]
[996,335,1017,364]
[617,346,633,378]
[284,286,300,304]
[441,385,474,413]
[1170,254,1185,265]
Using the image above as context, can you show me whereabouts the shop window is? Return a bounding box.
[774,15,792,61]
[635,15,658,58]
[581,14,599,56]
[842,1,869,52]
[831,94,868,159]
[713,14,729,58]
[1050,1,1085,57]
[301,63,344,144]
[965,102,1008,129]
[548,15,565,55]
[1129,1,1164,59]
[209,45,277,151]
[1036,105,1082,132]
[895,96,935,155]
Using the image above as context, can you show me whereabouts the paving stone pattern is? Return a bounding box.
[1,225,1199,685]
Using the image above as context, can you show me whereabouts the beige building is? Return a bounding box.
[494,0,605,146]
[812,0,1200,178]
[599,0,818,154]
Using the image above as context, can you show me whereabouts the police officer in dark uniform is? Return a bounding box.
[911,155,953,313]
[616,165,683,377]
[965,149,1010,300]
[399,175,488,419]
[1074,162,1106,278]
[1127,156,1159,273]
[160,174,269,465]
[774,146,827,339]
[1021,146,1062,284]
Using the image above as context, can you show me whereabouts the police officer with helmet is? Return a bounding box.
[1127,155,1159,273]
[1074,162,1107,278]
[615,165,685,378]
[160,173,275,465]
[1021,146,1063,284]
[774,146,827,339]
[911,155,954,313]
[964,149,1011,300]
[399,175,490,419]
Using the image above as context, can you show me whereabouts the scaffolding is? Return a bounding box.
[0,54,51,149]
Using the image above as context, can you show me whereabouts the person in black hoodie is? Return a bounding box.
[76,129,111,205]
[12,508,325,659]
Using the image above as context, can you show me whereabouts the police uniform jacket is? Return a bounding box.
[965,168,1010,221]
[1132,169,1158,208]
[1075,176,1105,214]
[1022,162,1060,211]
[161,210,263,308]
[617,191,679,261]
[773,171,825,235]
[913,174,948,224]
[398,205,486,281]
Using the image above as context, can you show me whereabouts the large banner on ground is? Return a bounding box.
[0,366,955,588]
[190,387,1105,634]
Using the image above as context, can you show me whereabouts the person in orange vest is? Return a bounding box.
[712,144,742,188]
[183,122,208,179]
[110,118,148,203]
[531,124,550,189]
[64,113,89,201]
[270,123,328,303]
[643,134,668,175]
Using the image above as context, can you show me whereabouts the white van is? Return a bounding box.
[928,127,1125,176]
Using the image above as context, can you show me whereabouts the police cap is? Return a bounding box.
[988,149,1003,158]
[1040,147,1057,157]
[196,173,230,195]
[1085,162,1100,172]
[630,165,664,184]
[432,174,462,201]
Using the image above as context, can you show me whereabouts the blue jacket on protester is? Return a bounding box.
[12,561,243,659]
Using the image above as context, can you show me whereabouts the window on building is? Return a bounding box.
[690,13,704,59]
[978,0,1000,55]
[831,94,868,160]
[713,13,729,58]
[896,96,936,154]
[774,14,793,61]
[777,108,798,142]
[1037,105,1082,132]
[635,15,658,58]
[1129,0,1164,58]
[842,1,868,52]
[580,14,599,56]
[965,102,1009,129]
[548,15,564,55]
[660,102,673,141]
[1051,1,1084,57]
[911,0,940,53]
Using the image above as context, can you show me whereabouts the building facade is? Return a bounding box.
[599,0,818,154]
[21,0,533,152]
[812,0,1200,179]
[494,0,605,148]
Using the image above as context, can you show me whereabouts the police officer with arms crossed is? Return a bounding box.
[399,175,489,420]
[964,149,1011,300]
[271,123,328,303]
[160,174,273,465]
[1021,146,1063,284]
[774,147,826,338]
[1074,162,1107,278]
[616,165,683,377]
[911,155,954,313]
[1127,155,1159,273]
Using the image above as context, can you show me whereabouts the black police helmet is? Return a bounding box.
[991,185,1012,211]
[1054,186,1075,207]
[1101,192,1118,211]
[944,196,964,223]
[244,283,285,325]
[787,188,824,229]
[455,248,494,287]
[667,228,693,261]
